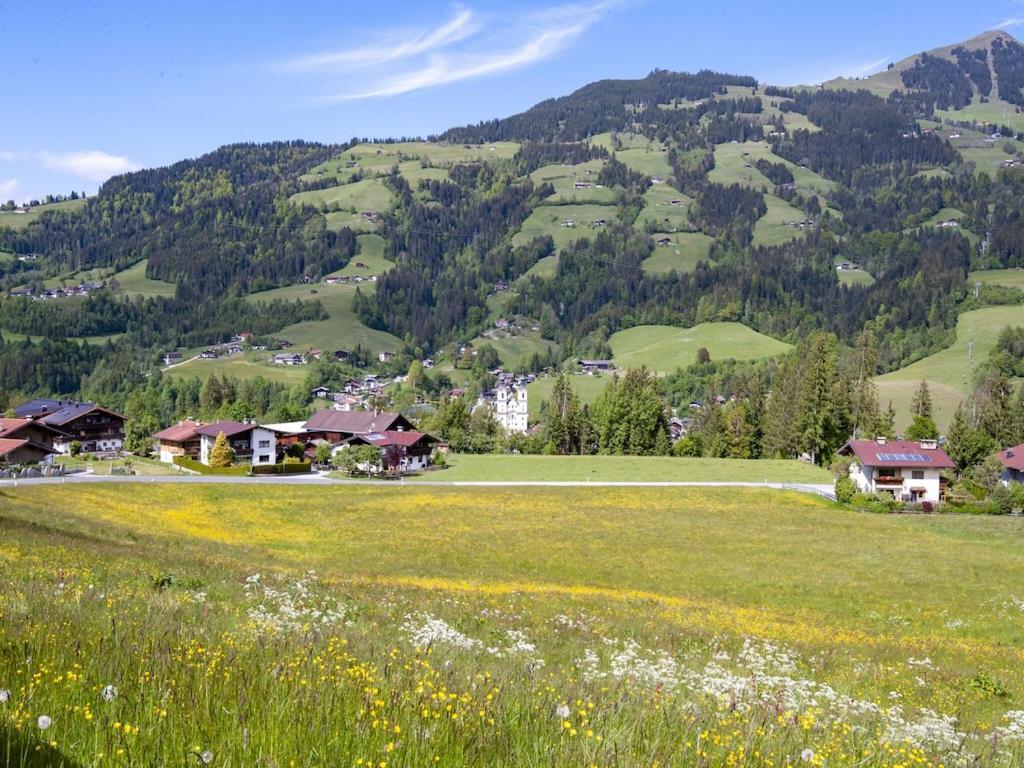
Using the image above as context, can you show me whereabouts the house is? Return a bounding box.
[421,358,434,369]
[303,410,415,442]
[330,395,362,412]
[0,418,65,464]
[343,430,440,472]
[656,237,673,247]
[195,420,277,467]
[272,353,304,366]
[14,399,126,454]
[579,359,614,374]
[495,318,510,331]
[838,438,954,503]
[163,351,183,366]
[995,444,1024,484]
[310,386,332,399]
[333,349,350,362]
[153,419,205,464]
[378,351,395,363]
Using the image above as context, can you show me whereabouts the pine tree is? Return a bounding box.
[209,431,235,468]
[910,381,933,419]
[849,330,880,438]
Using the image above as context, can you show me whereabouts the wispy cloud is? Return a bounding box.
[0,151,15,162]
[36,150,141,181]
[283,2,627,101]
[0,179,17,199]
[996,16,1024,29]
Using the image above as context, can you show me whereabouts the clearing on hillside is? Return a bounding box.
[512,203,621,249]
[610,322,792,373]
[0,197,86,230]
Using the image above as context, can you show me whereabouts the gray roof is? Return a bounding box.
[304,410,413,434]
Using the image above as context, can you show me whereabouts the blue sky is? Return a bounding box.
[4,0,1024,202]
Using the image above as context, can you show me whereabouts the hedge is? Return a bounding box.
[251,461,312,475]
[172,456,250,476]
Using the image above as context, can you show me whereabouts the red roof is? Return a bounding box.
[0,438,53,458]
[997,444,1024,472]
[839,439,955,469]
[153,420,205,442]
[0,417,66,439]
[346,430,437,448]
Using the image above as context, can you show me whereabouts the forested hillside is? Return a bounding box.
[4,33,1024,416]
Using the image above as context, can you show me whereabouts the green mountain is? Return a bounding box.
[1,32,1024,423]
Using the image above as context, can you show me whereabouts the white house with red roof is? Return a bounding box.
[838,437,955,503]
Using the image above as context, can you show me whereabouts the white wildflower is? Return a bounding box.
[101,685,118,702]
[801,748,815,762]
[556,703,571,719]
[37,715,51,730]
[402,614,482,651]
[0,689,8,704]
[200,749,214,764]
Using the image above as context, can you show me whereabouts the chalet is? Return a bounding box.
[561,219,576,228]
[344,430,439,472]
[592,218,608,227]
[195,420,277,467]
[422,358,434,369]
[163,351,183,366]
[378,351,395,363]
[495,318,510,331]
[272,353,305,366]
[333,349,350,362]
[838,438,954,503]
[324,275,345,285]
[199,349,220,359]
[303,410,416,443]
[330,395,362,412]
[153,419,205,464]
[494,280,509,292]
[0,418,65,464]
[573,182,594,190]
[579,359,614,374]
[14,399,126,454]
[311,386,332,399]
[995,444,1024,484]
[656,237,673,247]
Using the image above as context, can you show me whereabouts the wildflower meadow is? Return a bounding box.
[2,483,1024,767]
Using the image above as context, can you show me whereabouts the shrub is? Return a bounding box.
[172,456,250,476]
[850,492,901,514]
[69,440,82,457]
[209,432,235,468]
[989,484,1014,515]
[834,476,856,504]
[251,461,312,475]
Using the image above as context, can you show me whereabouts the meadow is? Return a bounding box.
[511,204,620,249]
[3,483,1024,766]
[641,232,714,275]
[609,323,792,373]
[526,374,608,416]
[109,260,176,299]
[0,199,86,230]
[877,305,1024,431]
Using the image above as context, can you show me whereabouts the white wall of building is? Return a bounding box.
[848,463,943,503]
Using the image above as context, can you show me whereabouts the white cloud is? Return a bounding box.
[284,1,627,100]
[36,150,141,182]
[0,151,15,162]
[0,178,17,198]
[996,17,1024,29]
[284,8,479,71]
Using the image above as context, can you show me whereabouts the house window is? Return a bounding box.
[878,468,897,478]
[911,470,924,480]
[258,454,270,464]
[258,440,270,448]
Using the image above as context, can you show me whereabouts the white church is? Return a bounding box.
[476,380,529,433]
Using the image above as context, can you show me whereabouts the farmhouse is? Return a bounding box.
[163,351,183,366]
[303,410,415,442]
[272,353,304,366]
[0,418,65,464]
[655,236,673,247]
[195,420,277,467]
[14,399,126,454]
[838,438,954,503]
[579,359,614,373]
[153,419,205,464]
[344,430,440,472]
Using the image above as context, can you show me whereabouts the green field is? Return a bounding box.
[641,232,714,274]
[636,184,692,231]
[610,322,792,373]
[511,203,620,249]
[752,194,809,247]
[163,354,310,385]
[335,233,394,278]
[588,131,660,152]
[291,177,394,214]
[526,373,608,416]
[878,305,1024,431]
[0,198,86,230]
[474,332,556,369]
[244,281,400,353]
[709,141,835,196]
[528,160,616,204]
[615,146,673,179]
[935,101,1024,134]
[4,483,1024,766]
[970,268,1024,289]
[433,453,832,483]
[836,267,875,287]
[110,259,177,298]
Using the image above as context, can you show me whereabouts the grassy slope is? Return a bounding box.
[752,194,809,248]
[709,141,835,196]
[512,203,619,249]
[163,354,310,385]
[641,232,714,275]
[433,454,831,483]
[610,323,792,373]
[110,259,177,298]
[970,268,1024,289]
[0,198,86,229]
[637,185,693,231]
[4,484,1024,767]
[526,373,608,416]
[529,160,617,204]
[877,305,1024,431]
[335,233,394,278]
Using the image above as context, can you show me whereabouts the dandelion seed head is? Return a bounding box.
[37,715,52,730]
[200,749,214,764]
[556,703,571,719]
[101,685,118,702]
[0,689,9,704]
[801,748,815,762]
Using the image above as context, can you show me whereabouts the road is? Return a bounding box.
[0,473,836,498]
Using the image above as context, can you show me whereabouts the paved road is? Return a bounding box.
[0,473,835,498]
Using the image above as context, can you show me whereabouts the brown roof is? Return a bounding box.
[153,420,205,442]
[304,410,413,434]
[0,418,67,439]
[839,439,955,469]
[194,420,256,439]
[346,430,437,448]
